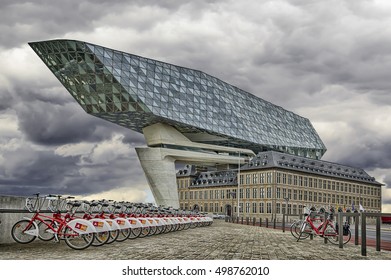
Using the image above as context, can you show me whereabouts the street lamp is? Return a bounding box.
[284,196,289,215]
[229,191,236,219]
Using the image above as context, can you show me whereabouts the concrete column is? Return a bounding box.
[136,147,179,208]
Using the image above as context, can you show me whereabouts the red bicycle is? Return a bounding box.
[293,207,351,245]
[11,194,96,250]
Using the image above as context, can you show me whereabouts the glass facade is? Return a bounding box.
[30,39,326,158]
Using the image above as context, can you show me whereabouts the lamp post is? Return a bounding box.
[229,191,235,219]
[284,196,289,215]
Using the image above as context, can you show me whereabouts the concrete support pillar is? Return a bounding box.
[136,147,179,208]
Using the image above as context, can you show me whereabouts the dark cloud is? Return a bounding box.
[0,136,145,196]
[0,89,13,111]
[1,0,391,204]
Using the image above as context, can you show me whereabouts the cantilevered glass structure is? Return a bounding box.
[30,39,327,207]
[29,39,326,159]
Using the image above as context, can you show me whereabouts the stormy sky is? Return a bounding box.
[1,0,391,210]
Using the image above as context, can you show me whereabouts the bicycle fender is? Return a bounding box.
[127,217,143,228]
[104,219,121,230]
[146,218,157,226]
[114,217,132,229]
[89,218,111,232]
[21,217,39,237]
[137,218,151,227]
[66,219,96,234]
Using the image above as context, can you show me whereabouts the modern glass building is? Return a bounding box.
[30,39,327,207]
[29,39,326,159]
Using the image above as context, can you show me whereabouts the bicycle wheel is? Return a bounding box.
[128,227,142,239]
[139,226,150,238]
[37,219,56,241]
[63,226,94,250]
[325,224,351,245]
[11,219,37,244]
[116,228,131,242]
[290,220,310,240]
[91,231,110,246]
[106,230,120,244]
[148,225,157,236]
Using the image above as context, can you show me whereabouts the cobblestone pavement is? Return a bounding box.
[1,220,390,260]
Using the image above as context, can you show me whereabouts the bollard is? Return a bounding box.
[266,218,268,228]
[355,215,359,246]
[246,217,249,225]
[253,217,256,226]
[236,217,239,224]
[376,216,381,252]
[273,218,276,229]
[282,214,285,232]
[361,213,367,256]
[259,218,262,227]
[241,217,243,224]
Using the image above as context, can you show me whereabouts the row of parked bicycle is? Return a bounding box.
[11,193,213,250]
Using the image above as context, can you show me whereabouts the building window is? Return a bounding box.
[298,190,302,201]
[252,202,257,213]
[294,175,298,186]
[209,190,213,199]
[288,189,292,199]
[215,203,219,212]
[245,174,251,184]
[253,174,258,184]
[304,191,307,201]
[304,177,308,187]
[239,188,243,199]
[309,191,312,202]
[260,173,265,184]
[282,188,287,199]
[266,187,272,199]
[260,187,265,199]
[293,190,297,200]
[293,204,297,215]
[276,203,281,214]
[204,191,208,199]
[267,172,273,183]
[267,203,272,213]
[259,202,264,213]
[221,190,225,199]
[276,172,281,184]
[245,188,250,199]
[252,188,257,199]
[282,174,287,184]
[246,202,250,213]
[288,174,292,185]
[276,187,281,199]
[287,204,292,214]
[309,178,313,188]
[239,202,243,213]
[240,175,244,185]
[299,176,303,186]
